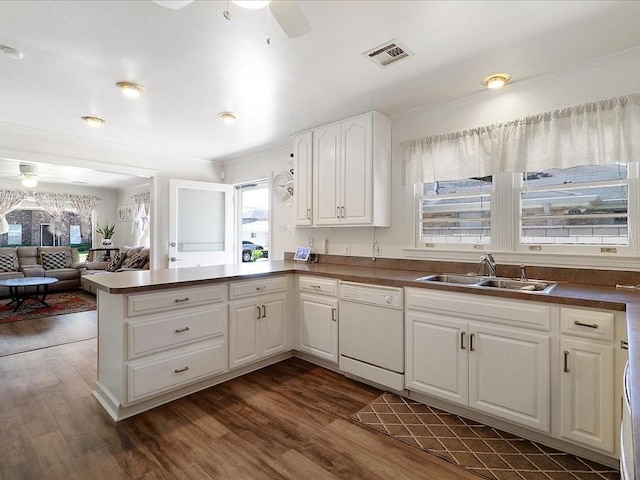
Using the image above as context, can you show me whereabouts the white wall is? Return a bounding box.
[224,50,640,263]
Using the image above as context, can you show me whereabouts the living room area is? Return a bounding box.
[0,158,151,357]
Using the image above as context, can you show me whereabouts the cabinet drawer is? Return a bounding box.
[127,340,226,403]
[298,276,338,296]
[560,307,614,341]
[405,288,551,331]
[127,284,226,318]
[127,304,226,359]
[229,276,287,300]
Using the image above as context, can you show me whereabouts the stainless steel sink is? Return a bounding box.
[478,278,556,293]
[415,274,486,285]
[416,274,556,293]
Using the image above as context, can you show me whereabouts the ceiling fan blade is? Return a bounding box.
[269,0,311,38]
[153,0,194,10]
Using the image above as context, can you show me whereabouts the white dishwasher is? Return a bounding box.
[339,282,404,391]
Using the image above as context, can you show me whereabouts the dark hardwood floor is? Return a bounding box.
[0,338,480,480]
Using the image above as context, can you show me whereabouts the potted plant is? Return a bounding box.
[95,223,115,246]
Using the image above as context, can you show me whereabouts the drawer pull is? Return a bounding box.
[174,297,190,303]
[460,331,466,350]
[174,366,190,373]
[174,326,190,333]
[257,306,261,320]
[563,350,570,373]
[574,320,598,329]
[310,284,321,289]
[469,333,475,352]
[262,305,266,318]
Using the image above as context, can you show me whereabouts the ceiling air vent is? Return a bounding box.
[363,39,413,68]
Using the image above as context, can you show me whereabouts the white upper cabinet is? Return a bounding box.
[293,111,391,227]
[292,131,313,226]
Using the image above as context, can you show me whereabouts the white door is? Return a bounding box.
[468,323,550,433]
[293,132,313,226]
[560,337,615,453]
[261,293,288,357]
[169,179,234,268]
[298,293,338,362]
[341,114,372,224]
[405,311,468,405]
[313,123,341,225]
[228,299,261,369]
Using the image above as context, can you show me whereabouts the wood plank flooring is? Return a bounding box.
[0,338,481,480]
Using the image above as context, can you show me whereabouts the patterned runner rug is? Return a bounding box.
[352,392,619,480]
[0,290,96,324]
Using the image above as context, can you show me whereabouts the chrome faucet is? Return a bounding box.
[479,253,497,277]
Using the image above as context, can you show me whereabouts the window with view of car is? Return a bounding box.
[417,161,635,255]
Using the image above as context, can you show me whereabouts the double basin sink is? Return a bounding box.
[416,274,556,294]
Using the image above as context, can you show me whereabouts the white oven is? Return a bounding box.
[338,282,404,391]
[621,361,635,480]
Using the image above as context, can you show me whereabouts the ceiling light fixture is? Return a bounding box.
[21,175,38,188]
[219,111,237,124]
[232,0,270,9]
[481,73,512,89]
[0,45,24,60]
[116,81,145,98]
[81,115,106,127]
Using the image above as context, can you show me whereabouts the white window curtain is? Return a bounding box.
[0,189,26,235]
[132,192,150,243]
[35,192,69,237]
[403,93,640,184]
[69,194,98,237]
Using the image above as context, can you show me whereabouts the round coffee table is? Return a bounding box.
[0,277,59,312]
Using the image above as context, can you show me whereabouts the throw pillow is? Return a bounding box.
[0,253,17,272]
[104,252,126,272]
[121,252,147,270]
[40,251,68,270]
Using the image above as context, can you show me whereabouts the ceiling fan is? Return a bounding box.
[153,0,311,38]
[0,163,41,187]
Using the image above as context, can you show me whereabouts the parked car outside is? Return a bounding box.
[242,241,268,262]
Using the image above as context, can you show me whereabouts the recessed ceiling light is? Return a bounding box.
[219,111,237,124]
[81,116,106,127]
[232,1,270,9]
[0,45,24,60]
[116,81,145,98]
[481,73,512,89]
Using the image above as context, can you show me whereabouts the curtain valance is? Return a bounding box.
[402,93,640,184]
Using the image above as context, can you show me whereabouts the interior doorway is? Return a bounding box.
[237,180,270,263]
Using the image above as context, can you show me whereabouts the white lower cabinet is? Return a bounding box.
[296,276,339,363]
[228,293,288,369]
[559,307,617,454]
[405,289,551,432]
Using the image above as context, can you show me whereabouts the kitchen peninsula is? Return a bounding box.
[85,258,640,473]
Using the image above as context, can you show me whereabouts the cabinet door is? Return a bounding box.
[228,299,261,369]
[313,123,341,225]
[560,338,614,453]
[341,114,373,225]
[293,132,313,226]
[405,311,468,405]
[298,293,338,362]
[468,323,550,432]
[261,293,288,357]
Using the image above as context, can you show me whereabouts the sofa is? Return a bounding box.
[81,246,150,294]
[0,246,85,296]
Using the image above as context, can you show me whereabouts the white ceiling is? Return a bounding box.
[1,0,640,179]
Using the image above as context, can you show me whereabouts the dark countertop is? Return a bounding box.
[85,260,640,471]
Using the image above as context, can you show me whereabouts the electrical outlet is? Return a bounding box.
[344,243,350,255]
[277,225,288,233]
[308,237,314,248]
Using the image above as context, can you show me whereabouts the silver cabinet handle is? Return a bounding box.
[331,308,337,322]
[336,207,341,219]
[256,306,261,319]
[174,366,190,373]
[574,320,599,329]
[469,333,475,352]
[262,305,266,318]
[307,208,311,220]
[170,257,182,262]
[460,331,466,350]
[310,284,321,289]
[174,326,190,333]
[563,350,570,373]
[341,206,345,218]
[174,297,189,303]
